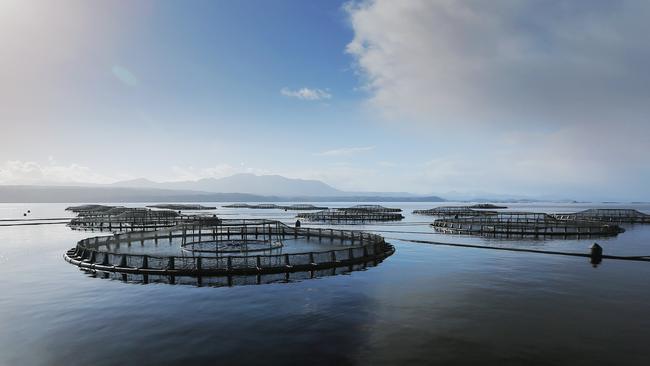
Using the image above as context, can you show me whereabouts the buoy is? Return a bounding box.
[590,243,603,267]
[23,213,27,216]
[27,210,31,213]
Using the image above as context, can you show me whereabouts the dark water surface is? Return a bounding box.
[1,202,649,365]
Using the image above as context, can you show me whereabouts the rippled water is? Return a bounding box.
[1,202,649,365]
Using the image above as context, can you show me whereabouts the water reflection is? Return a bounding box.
[79,261,383,288]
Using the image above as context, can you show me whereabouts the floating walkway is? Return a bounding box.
[432,212,623,237]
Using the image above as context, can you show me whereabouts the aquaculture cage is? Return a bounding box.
[551,209,650,224]
[63,219,395,280]
[340,205,402,213]
[280,204,329,211]
[251,204,281,209]
[222,204,283,209]
[296,207,404,224]
[432,212,623,237]
[146,204,216,210]
[68,207,221,232]
[469,203,508,209]
[65,204,116,214]
[223,204,253,208]
[413,206,497,217]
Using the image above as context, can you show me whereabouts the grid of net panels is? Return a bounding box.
[64,220,395,276]
[432,212,624,236]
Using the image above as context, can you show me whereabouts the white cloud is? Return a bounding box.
[346,0,650,128]
[345,0,650,200]
[315,146,374,156]
[281,87,332,101]
[0,160,115,184]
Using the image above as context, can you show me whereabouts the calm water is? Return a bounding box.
[1,202,650,365]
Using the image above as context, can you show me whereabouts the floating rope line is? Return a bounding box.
[387,237,650,263]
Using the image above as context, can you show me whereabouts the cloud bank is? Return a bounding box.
[347,0,650,128]
[0,160,115,185]
[346,0,650,199]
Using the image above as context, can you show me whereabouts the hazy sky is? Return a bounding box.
[1,0,649,200]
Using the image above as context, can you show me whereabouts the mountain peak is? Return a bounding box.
[111,173,343,196]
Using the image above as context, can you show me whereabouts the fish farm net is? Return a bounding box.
[551,209,650,223]
[413,206,498,217]
[296,205,404,223]
[145,204,216,210]
[66,205,220,232]
[63,219,395,279]
[222,203,328,210]
[432,212,624,237]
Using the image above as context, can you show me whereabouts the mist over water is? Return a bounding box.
[1,202,649,365]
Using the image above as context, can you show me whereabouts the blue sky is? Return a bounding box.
[1,0,649,200]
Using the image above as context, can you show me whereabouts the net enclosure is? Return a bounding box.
[145,204,216,210]
[432,212,624,237]
[222,203,328,210]
[413,206,498,217]
[297,205,404,223]
[67,206,221,232]
[551,209,650,223]
[469,203,508,209]
[63,219,395,278]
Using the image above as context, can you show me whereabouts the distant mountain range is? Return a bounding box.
[0,173,581,203]
[109,174,345,197]
[0,185,445,203]
[0,174,446,203]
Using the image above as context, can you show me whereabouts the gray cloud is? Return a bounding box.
[347,0,650,128]
[347,0,650,200]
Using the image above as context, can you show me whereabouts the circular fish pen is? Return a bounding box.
[281,204,329,211]
[342,204,402,213]
[297,206,404,224]
[413,206,497,217]
[432,212,624,237]
[469,203,508,209]
[222,204,328,210]
[551,209,650,224]
[63,219,395,283]
[222,203,253,208]
[67,206,220,232]
[145,204,216,210]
